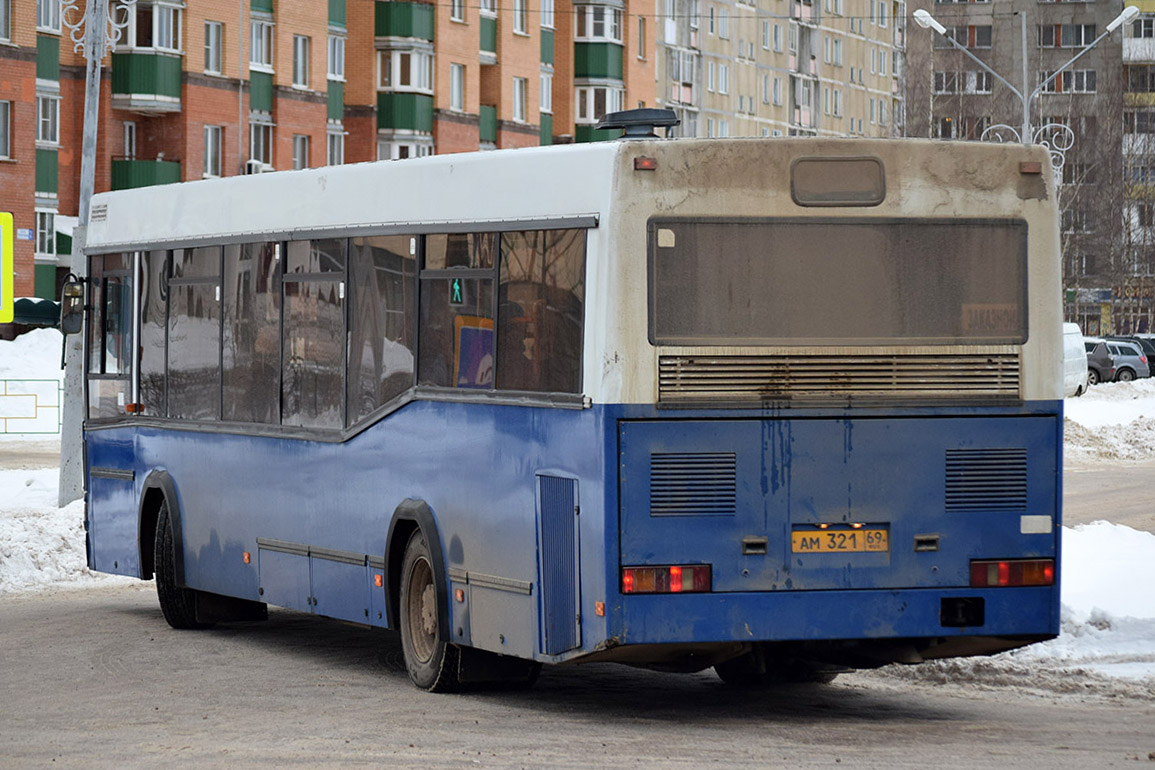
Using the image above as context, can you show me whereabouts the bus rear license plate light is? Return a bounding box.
[970,559,1054,587]
[622,565,711,594]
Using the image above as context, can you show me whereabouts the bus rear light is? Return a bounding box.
[970,559,1054,587]
[622,565,711,594]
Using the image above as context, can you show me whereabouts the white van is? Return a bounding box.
[1063,322,1090,397]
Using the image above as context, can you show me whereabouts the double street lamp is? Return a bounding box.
[914,4,1139,151]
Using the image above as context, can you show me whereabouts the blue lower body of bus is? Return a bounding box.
[83,399,1061,669]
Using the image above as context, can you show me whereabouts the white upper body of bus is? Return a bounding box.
[85,136,1062,410]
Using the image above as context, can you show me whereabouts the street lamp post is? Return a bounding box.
[913,5,1138,159]
[58,0,135,506]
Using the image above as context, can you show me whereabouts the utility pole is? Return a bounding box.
[59,0,135,506]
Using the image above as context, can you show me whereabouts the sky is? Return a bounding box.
[1,329,1152,696]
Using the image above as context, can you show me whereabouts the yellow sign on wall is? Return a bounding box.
[0,212,13,324]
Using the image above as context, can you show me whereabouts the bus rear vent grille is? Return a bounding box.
[658,354,1020,403]
[945,448,1028,512]
[650,453,737,517]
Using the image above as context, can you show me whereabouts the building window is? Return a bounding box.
[479,0,495,13]
[773,76,782,105]
[879,1,887,27]
[541,70,553,113]
[35,210,55,257]
[707,60,715,92]
[377,50,434,93]
[0,101,9,159]
[718,9,729,38]
[513,76,528,122]
[689,0,699,29]
[292,135,309,170]
[293,35,310,88]
[1134,18,1155,38]
[832,38,842,66]
[250,119,273,167]
[377,140,433,160]
[514,0,527,33]
[1039,24,1096,48]
[450,63,466,111]
[451,0,465,21]
[574,85,623,123]
[934,70,991,94]
[637,15,646,56]
[123,121,136,158]
[36,95,59,146]
[327,127,345,165]
[1127,64,1155,93]
[708,5,715,34]
[541,0,554,27]
[250,20,274,70]
[328,35,346,80]
[1040,69,1096,94]
[0,0,11,41]
[574,5,623,43]
[119,2,182,52]
[204,21,223,74]
[37,0,60,32]
[934,25,992,49]
[204,125,222,177]
[718,63,729,94]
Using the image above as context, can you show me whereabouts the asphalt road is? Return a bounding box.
[0,584,1152,770]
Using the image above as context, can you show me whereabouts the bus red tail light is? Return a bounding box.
[970,559,1055,587]
[622,565,712,594]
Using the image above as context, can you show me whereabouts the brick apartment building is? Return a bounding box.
[0,0,654,304]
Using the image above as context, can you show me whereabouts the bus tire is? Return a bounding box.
[154,500,213,630]
[399,529,461,692]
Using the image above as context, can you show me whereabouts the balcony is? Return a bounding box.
[110,157,182,190]
[111,52,182,113]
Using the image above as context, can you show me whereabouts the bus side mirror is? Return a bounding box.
[60,278,85,335]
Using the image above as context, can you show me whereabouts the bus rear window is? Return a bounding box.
[649,218,1027,346]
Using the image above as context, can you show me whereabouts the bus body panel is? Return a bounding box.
[85,398,1060,663]
[618,413,1059,592]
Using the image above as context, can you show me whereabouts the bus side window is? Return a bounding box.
[86,253,134,420]
[419,234,495,390]
[497,229,585,394]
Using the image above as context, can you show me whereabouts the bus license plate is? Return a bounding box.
[791,528,889,554]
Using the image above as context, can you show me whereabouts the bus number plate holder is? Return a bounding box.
[791,527,889,554]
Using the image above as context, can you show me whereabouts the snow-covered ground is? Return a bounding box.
[2,330,1153,697]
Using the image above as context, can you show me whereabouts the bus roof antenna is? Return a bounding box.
[595,108,680,139]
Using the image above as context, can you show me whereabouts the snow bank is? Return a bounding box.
[0,468,128,593]
[1065,378,1155,460]
[0,328,64,381]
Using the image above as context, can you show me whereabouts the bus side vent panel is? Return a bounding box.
[538,475,581,655]
[657,353,1020,404]
[944,448,1028,512]
[650,453,738,516]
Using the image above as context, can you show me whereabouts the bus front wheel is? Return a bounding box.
[399,529,461,692]
[154,500,213,630]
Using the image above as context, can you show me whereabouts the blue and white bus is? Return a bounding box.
[72,117,1063,690]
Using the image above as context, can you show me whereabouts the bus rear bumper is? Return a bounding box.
[584,585,1058,667]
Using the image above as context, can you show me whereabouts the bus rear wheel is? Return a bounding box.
[154,500,213,630]
[399,530,461,692]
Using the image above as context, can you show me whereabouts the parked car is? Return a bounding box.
[1085,337,1149,382]
[1106,335,1155,373]
[1084,341,1116,386]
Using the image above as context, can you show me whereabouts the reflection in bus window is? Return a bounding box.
[348,235,416,425]
[282,239,346,428]
[139,250,168,416]
[167,247,222,420]
[223,242,281,424]
[497,229,586,393]
[425,232,496,270]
